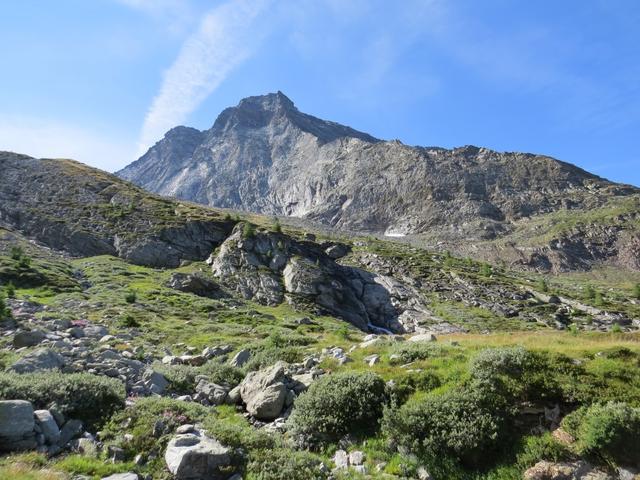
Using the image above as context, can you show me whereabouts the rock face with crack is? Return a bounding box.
[210,224,408,331]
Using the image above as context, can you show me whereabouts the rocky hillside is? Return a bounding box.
[117,92,640,272]
[0,151,234,267]
[1,151,640,479]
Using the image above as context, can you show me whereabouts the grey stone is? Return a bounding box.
[229,349,251,368]
[101,474,139,480]
[59,419,84,445]
[34,410,61,445]
[0,400,36,451]
[13,330,46,348]
[239,363,287,421]
[165,433,232,480]
[10,348,65,373]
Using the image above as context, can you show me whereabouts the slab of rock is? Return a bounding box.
[0,400,36,451]
[9,348,65,373]
[101,473,139,480]
[165,433,232,480]
[229,349,251,367]
[13,330,46,348]
[168,273,224,298]
[407,333,437,342]
[523,461,613,480]
[239,363,287,420]
[34,410,61,445]
[143,368,169,395]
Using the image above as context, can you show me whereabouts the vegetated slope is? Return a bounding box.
[0,151,234,267]
[117,92,640,272]
[1,151,640,480]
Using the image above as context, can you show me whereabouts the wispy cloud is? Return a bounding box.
[136,0,271,156]
[0,115,135,172]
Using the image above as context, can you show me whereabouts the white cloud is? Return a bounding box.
[0,115,135,173]
[136,0,271,156]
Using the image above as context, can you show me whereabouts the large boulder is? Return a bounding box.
[239,363,287,421]
[34,409,61,445]
[165,432,232,480]
[9,348,65,373]
[0,400,36,452]
[167,273,225,298]
[13,330,46,348]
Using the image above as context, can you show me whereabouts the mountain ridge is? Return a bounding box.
[117,92,640,272]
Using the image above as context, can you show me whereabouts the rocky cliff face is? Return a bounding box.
[119,92,637,241]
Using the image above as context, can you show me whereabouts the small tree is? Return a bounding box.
[125,290,137,304]
[0,295,8,319]
[594,290,604,306]
[538,278,549,293]
[634,283,640,300]
[242,222,256,239]
[584,285,596,301]
[9,246,23,261]
[272,217,282,233]
[480,263,492,277]
[5,282,15,298]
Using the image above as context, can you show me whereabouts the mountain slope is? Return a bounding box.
[0,151,233,267]
[117,92,640,272]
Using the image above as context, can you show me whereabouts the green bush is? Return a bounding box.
[102,397,210,461]
[247,448,328,480]
[119,314,140,328]
[469,347,563,403]
[562,402,640,465]
[634,283,640,300]
[288,372,388,448]
[242,222,256,239]
[4,281,15,298]
[155,361,245,394]
[0,372,125,427]
[244,346,303,372]
[0,294,10,320]
[389,342,447,364]
[124,290,137,304]
[382,386,509,467]
[388,371,441,406]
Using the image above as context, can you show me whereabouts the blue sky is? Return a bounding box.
[0,0,639,186]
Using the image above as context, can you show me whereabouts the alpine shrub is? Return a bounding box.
[382,386,509,467]
[562,402,640,465]
[287,371,387,448]
[0,372,125,427]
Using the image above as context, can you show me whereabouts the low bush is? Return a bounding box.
[388,371,441,406]
[244,346,303,372]
[389,342,447,364]
[382,386,509,468]
[562,402,640,465]
[287,372,388,448]
[469,347,568,404]
[124,290,137,304]
[247,448,328,480]
[0,372,125,427]
[155,361,244,394]
[101,397,210,460]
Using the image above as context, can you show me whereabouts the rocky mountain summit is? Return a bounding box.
[118,92,640,272]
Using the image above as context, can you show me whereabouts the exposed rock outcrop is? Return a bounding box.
[210,225,410,331]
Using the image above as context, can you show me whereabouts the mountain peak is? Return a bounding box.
[210,92,378,144]
[236,91,295,112]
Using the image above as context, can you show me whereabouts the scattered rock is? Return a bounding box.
[229,349,251,368]
[9,348,65,373]
[13,330,45,348]
[165,432,232,480]
[239,363,287,421]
